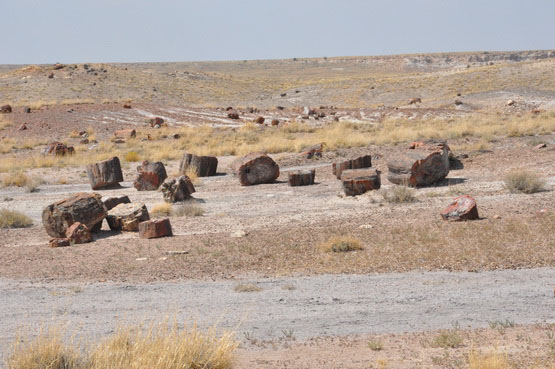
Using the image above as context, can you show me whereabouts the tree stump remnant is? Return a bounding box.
[288,170,316,186]
[86,157,124,190]
[341,168,381,196]
[230,153,280,186]
[332,155,372,179]
[179,153,218,177]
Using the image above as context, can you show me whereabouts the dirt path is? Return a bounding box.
[1,268,554,362]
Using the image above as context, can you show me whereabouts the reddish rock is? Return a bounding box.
[114,129,136,139]
[123,104,132,109]
[388,142,450,187]
[534,143,547,149]
[49,238,70,248]
[80,139,89,145]
[86,157,123,190]
[134,160,168,191]
[65,222,92,244]
[161,176,196,202]
[225,106,234,111]
[139,218,173,239]
[0,104,12,113]
[332,155,372,179]
[301,143,324,159]
[230,153,280,186]
[408,97,421,105]
[341,168,381,196]
[271,119,280,126]
[227,111,240,119]
[254,116,265,124]
[53,63,65,70]
[440,195,479,221]
[149,117,165,127]
[17,124,27,131]
[43,142,75,156]
[106,203,150,232]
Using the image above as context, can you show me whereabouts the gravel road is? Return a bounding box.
[1,268,554,361]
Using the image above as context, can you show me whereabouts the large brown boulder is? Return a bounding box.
[179,153,218,177]
[161,176,196,203]
[341,168,381,196]
[133,160,167,191]
[387,143,449,187]
[106,203,150,232]
[65,222,92,244]
[139,218,173,239]
[42,193,107,238]
[230,153,280,186]
[332,155,372,179]
[86,156,124,190]
[440,195,479,221]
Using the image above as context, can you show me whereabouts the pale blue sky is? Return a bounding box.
[1,0,554,64]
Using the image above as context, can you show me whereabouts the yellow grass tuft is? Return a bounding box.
[124,151,140,162]
[0,209,33,229]
[467,350,512,369]
[151,203,172,217]
[504,169,545,194]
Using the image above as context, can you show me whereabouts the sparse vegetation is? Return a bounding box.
[173,203,205,217]
[431,327,464,349]
[319,236,363,253]
[124,151,140,162]
[467,350,512,369]
[0,209,33,228]
[504,170,545,194]
[381,185,416,203]
[151,203,172,217]
[233,283,262,293]
[368,339,384,351]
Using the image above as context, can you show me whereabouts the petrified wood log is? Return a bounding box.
[230,152,280,186]
[139,218,173,239]
[341,168,381,196]
[288,170,315,186]
[133,160,167,191]
[86,156,123,190]
[387,148,449,187]
[179,153,218,177]
[42,193,107,238]
[65,222,92,244]
[332,155,372,179]
[103,195,131,211]
[161,176,196,203]
[106,203,150,232]
[440,195,479,221]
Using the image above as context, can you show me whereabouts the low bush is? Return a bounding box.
[319,236,363,253]
[504,169,545,194]
[0,209,33,228]
[381,185,416,203]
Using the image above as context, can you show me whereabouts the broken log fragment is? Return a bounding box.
[387,147,449,187]
[139,218,173,239]
[161,176,196,203]
[42,193,107,238]
[133,160,167,191]
[341,168,381,196]
[179,153,218,177]
[86,156,123,190]
[106,203,150,232]
[440,195,479,221]
[288,170,316,186]
[332,155,372,179]
[230,153,280,186]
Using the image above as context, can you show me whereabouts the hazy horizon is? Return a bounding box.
[2,0,554,64]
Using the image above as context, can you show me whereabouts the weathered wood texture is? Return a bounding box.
[288,170,316,186]
[133,160,168,191]
[106,203,150,232]
[139,218,173,239]
[42,193,107,238]
[161,176,196,203]
[86,156,124,190]
[230,152,280,186]
[332,155,372,179]
[387,147,449,187]
[341,168,381,196]
[179,153,218,177]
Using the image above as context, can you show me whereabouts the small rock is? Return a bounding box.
[65,222,92,244]
[49,238,70,248]
[440,195,479,221]
[0,104,12,113]
[271,119,279,126]
[17,124,27,131]
[534,143,547,149]
[254,116,265,124]
[507,99,516,106]
[123,104,132,109]
[227,111,240,119]
[138,218,173,239]
[231,230,248,238]
[493,214,501,219]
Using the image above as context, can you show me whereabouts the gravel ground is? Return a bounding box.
[1,268,554,363]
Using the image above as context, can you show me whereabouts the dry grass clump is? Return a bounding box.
[6,327,80,369]
[173,203,205,217]
[0,209,33,228]
[431,328,464,349]
[381,185,416,203]
[319,236,363,253]
[151,203,172,217]
[504,170,545,194]
[124,151,140,162]
[2,171,30,187]
[467,351,512,369]
[233,283,262,293]
[5,322,237,369]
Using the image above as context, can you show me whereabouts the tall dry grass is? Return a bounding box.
[5,322,237,369]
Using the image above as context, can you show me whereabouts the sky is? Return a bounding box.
[1,0,554,64]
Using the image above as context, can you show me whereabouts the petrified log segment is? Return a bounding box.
[409,139,451,170]
[341,168,381,196]
[161,176,196,203]
[440,195,479,221]
[42,193,107,238]
[133,160,167,191]
[230,153,280,186]
[387,149,449,187]
[332,155,372,179]
[179,153,218,177]
[103,195,131,211]
[288,170,316,186]
[65,222,92,244]
[139,218,173,239]
[43,142,75,156]
[86,156,123,190]
[106,203,150,232]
